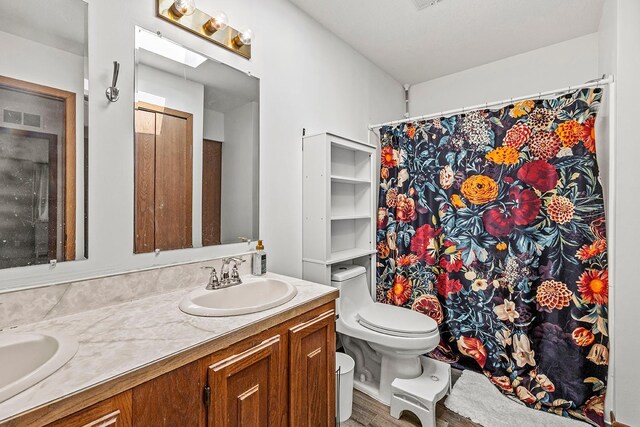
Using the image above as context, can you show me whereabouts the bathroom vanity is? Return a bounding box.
[0,273,338,427]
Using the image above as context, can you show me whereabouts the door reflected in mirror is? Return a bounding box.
[0,0,88,270]
[134,27,259,253]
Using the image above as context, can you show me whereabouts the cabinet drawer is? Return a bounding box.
[46,391,131,427]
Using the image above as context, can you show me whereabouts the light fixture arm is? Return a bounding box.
[105,61,120,102]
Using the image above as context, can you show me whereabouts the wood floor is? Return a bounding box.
[342,389,480,427]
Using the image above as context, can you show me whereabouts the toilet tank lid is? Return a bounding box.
[331,265,366,282]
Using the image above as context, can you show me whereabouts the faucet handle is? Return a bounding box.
[202,267,220,290]
[230,264,242,284]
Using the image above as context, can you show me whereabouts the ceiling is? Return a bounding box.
[288,0,605,84]
[0,0,87,56]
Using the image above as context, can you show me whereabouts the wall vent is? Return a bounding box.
[412,0,443,10]
[23,113,41,128]
[3,109,22,125]
[2,109,42,128]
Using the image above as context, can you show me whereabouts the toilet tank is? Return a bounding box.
[331,265,373,317]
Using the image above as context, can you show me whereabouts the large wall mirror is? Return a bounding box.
[0,0,88,270]
[134,27,259,253]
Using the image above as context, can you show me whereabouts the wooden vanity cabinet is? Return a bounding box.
[46,391,132,427]
[39,302,336,427]
[208,336,282,427]
[289,310,336,427]
[132,361,205,426]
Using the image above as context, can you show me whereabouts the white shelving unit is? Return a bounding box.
[302,132,377,288]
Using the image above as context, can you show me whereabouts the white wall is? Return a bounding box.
[136,64,205,247]
[599,0,640,424]
[0,29,86,259]
[0,0,403,290]
[203,109,224,142]
[408,34,599,116]
[220,101,258,243]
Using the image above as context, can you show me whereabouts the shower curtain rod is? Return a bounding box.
[368,75,614,130]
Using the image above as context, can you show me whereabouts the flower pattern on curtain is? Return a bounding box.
[376,88,608,426]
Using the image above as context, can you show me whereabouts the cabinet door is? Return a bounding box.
[132,360,205,427]
[208,336,282,427]
[289,310,336,427]
[46,391,132,427]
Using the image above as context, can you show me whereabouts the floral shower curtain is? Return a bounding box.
[376,88,608,426]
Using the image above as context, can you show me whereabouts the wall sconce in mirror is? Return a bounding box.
[156,0,253,60]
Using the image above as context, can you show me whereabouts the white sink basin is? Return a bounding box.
[179,277,298,317]
[0,332,78,403]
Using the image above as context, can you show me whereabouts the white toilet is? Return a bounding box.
[331,265,444,405]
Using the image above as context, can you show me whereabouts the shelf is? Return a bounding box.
[303,132,376,285]
[328,248,377,264]
[331,214,371,221]
[303,248,377,266]
[330,175,371,185]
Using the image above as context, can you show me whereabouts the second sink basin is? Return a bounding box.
[0,332,78,403]
[179,277,298,317]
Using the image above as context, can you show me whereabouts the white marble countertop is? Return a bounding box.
[0,273,336,423]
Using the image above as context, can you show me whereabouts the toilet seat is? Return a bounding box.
[356,303,438,338]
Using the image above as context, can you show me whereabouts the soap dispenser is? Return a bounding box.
[252,240,267,276]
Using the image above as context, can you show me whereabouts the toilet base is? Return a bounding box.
[342,335,433,405]
[375,345,423,403]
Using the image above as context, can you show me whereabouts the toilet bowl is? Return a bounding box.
[331,265,440,404]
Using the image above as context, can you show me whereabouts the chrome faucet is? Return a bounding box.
[220,257,246,287]
[202,257,246,290]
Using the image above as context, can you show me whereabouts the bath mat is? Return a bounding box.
[444,370,588,426]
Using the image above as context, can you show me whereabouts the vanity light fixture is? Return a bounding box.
[202,10,228,34]
[169,0,196,19]
[232,26,253,47]
[156,0,252,59]
[136,27,207,68]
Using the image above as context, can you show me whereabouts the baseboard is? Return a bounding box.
[610,411,631,427]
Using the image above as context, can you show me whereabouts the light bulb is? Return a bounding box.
[170,0,196,18]
[233,26,253,47]
[203,10,228,34]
